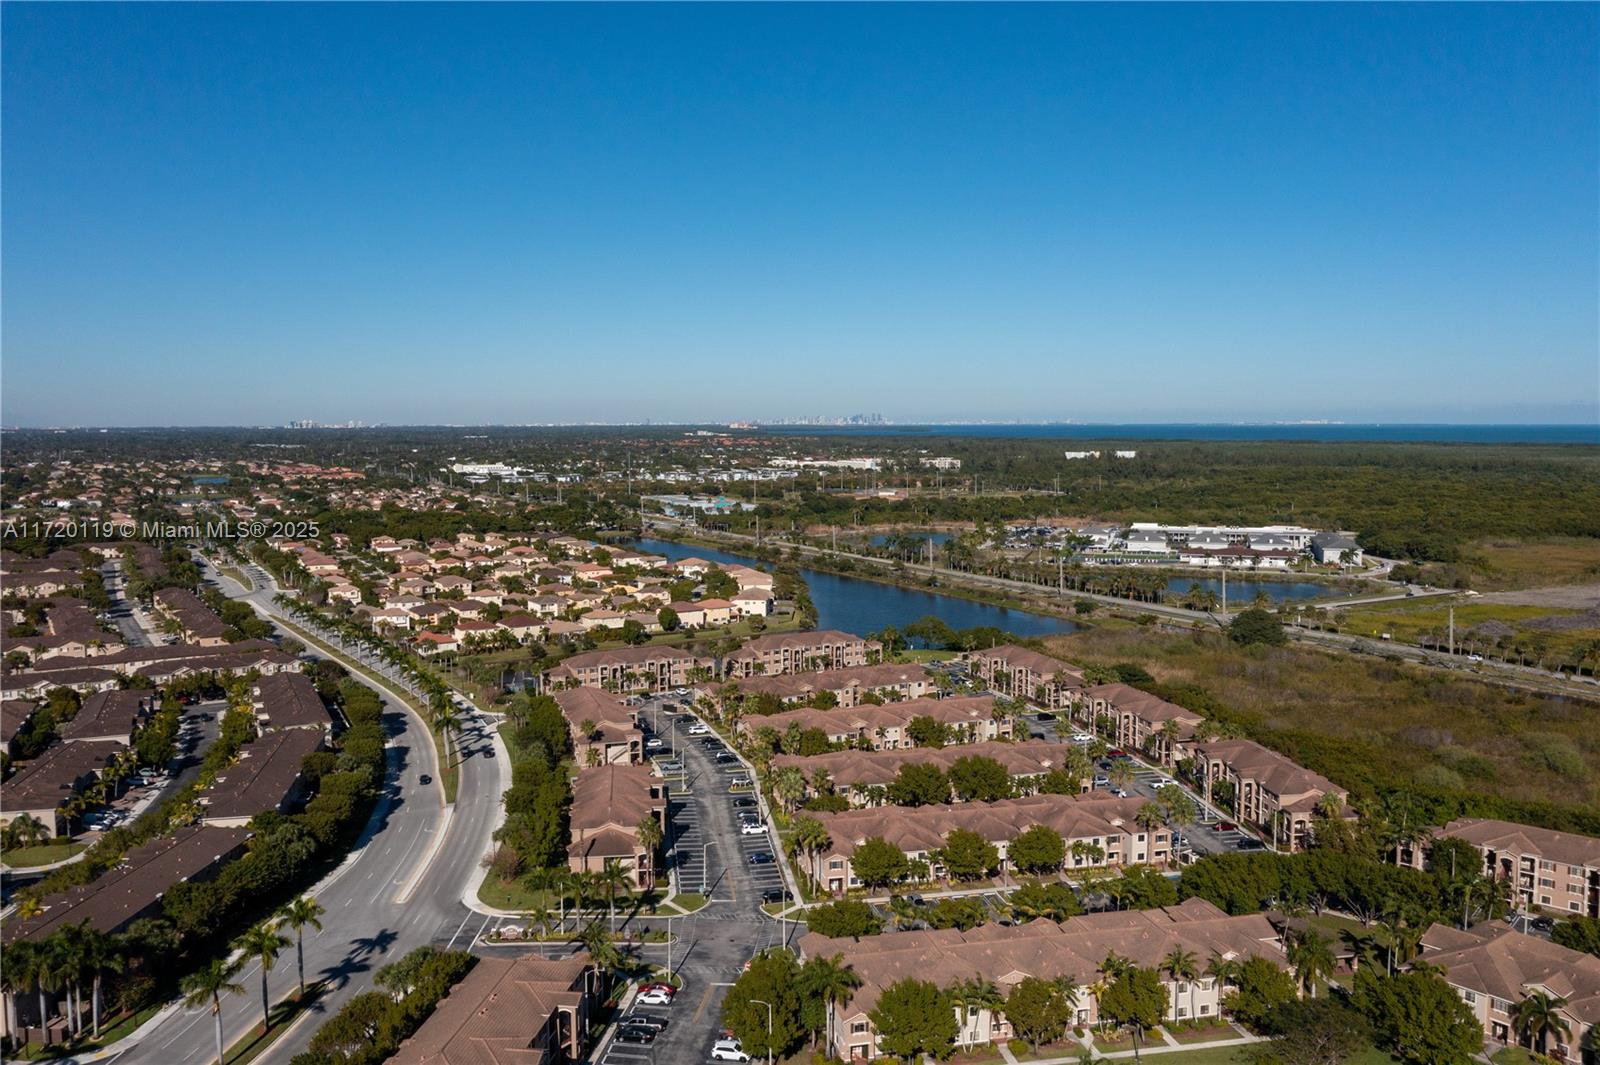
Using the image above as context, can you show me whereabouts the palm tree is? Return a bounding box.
[51,925,87,1037]
[597,859,631,933]
[181,957,245,1065]
[80,926,124,1037]
[2,940,37,1047]
[577,921,623,976]
[1512,991,1571,1057]
[636,814,664,877]
[433,700,462,764]
[236,921,292,1032]
[805,953,861,1051]
[771,767,807,813]
[1052,974,1081,1026]
[1135,803,1166,841]
[1285,929,1335,999]
[275,896,325,999]
[1162,947,1200,1024]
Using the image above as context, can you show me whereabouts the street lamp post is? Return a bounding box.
[750,998,774,1065]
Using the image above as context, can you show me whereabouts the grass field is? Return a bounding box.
[1,841,86,868]
[1465,537,1600,591]
[1335,599,1599,666]
[1042,622,1600,812]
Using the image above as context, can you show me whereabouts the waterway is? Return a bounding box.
[1164,576,1334,605]
[632,537,1077,640]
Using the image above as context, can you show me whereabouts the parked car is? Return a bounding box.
[1092,775,1111,788]
[625,1013,669,1031]
[1071,732,1096,744]
[740,820,765,835]
[712,1040,751,1062]
[731,797,757,809]
[1217,821,1238,832]
[657,761,684,775]
[615,1026,657,1045]
[747,851,774,865]
[635,987,675,1006]
[715,752,738,764]
[729,777,753,791]
[760,888,789,904]
[645,737,666,751]
[686,723,709,735]
[1237,838,1265,851]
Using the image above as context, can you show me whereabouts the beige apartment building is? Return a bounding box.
[966,644,1084,709]
[723,630,880,677]
[566,764,667,890]
[1080,683,1204,766]
[1402,817,1600,918]
[1192,738,1343,852]
[544,645,709,693]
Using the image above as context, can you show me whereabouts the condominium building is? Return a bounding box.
[1401,818,1600,918]
[723,630,880,677]
[1192,739,1343,852]
[966,644,1084,709]
[738,695,1011,751]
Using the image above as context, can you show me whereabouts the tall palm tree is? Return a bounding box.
[80,926,124,1037]
[2,940,37,1046]
[1162,947,1200,1024]
[597,859,631,933]
[1285,929,1335,999]
[1512,991,1571,1057]
[275,896,325,998]
[805,953,860,1052]
[181,957,245,1065]
[577,921,623,976]
[236,921,292,1032]
[636,815,664,882]
[51,925,87,1037]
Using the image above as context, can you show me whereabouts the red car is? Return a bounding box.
[1217,821,1238,832]
[638,983,676,996]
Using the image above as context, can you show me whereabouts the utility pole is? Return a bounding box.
[1448,606,1455,656]
[1221,568,1228,619]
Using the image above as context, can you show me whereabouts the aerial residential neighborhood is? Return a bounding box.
[3,4,1598,1065]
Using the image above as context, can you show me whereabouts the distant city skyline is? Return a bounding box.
[2,4,1596,428]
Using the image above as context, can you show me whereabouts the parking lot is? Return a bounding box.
[602,696,790,1065]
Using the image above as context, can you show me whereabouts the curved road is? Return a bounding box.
[101,560,504,1065]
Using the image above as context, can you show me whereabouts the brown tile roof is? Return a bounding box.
[554,687,634,730]
[969,644,1083,680]
[3,826,250,944]
[721,663,933,701]
[251,673,332,730]
[198,729,324,821]
[800,900,1282,1016]
[1194,738,1339,808]
[750,694,1000,739]
[63,689,151,741]
[1421,922,1600,1024]
[731,630,871,654]
[773,740,1074,791]
[814,791,1157,858]
[389,953,593,1065]
[1435,817,1600,869]
[153,588,229,640]
[5,739,124,811]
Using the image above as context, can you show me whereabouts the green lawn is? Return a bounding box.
[1,842,86,868]
[1490,1049,1545,1065]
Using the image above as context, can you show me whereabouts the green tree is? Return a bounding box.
[181,957,245,1065]
[938,829,998,881]
[947,755,1011,802]
[886,763,950,807]
[1351,968,1482,1065]
[1551,915,1600,958]
[1512,990,1572,1058]
[236,921,292,1032]
[1009,825,1066,874]
[1250,996,1374,1065]
[905,715,950,749]
[1097,966,1167,1060]
[868,978,958,1063]
[658,607,680,632]
[722,949,804,1060]
[851,837,911,890]
[797,953,861,1051]
[276,896,325,998]
[1223,956,1298,1031]
[1006,976,1072,1052]
[1285,928,1336,999]
[1228,608,1287,647]
[805,899,883,939]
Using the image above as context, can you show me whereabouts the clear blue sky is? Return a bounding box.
[3,3,1597,427]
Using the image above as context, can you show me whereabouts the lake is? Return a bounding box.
[1164,576,1332,605]
[631,537,1076,640]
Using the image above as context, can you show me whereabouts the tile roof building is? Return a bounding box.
[388,952,601,1065]
[1080,683,1204,767]
[712,662,936,709]
[554,687,642,766]
[1420,922,1599,1059]
[799,900,1286,1060]
[62,689,154,745]
[724,630,881,678]
[198,728,325,827]
[805,792,1172,895]
[2,738,125,835]
[544,646,709,694]
[1402,818,1600,918]
[771,740,1088,806]
[966,644,1085,709]
[1192,738,1344,852]
[249,673,334,732]
[737,695,1012,751]
[566,765,667,890]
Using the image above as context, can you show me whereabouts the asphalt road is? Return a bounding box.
[107,560,504,1065]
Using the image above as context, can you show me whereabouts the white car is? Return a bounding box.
[635,988,674,1007]
[1071,733,1096,744]
[686,723,709,735]
[712,1040,750,1061]
[739,820,765,835]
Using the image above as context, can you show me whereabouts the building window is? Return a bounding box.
[1461,990,1477,1004]
[1200,1004,1211,1016]
[852,1022,868,1034]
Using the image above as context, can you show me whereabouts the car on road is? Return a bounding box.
[747,851,774,865]
[420,774,432,785]
[712,1040,751,1061]
[615,1026,657,1045]
[739,820,765,835]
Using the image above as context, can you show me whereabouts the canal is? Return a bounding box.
[631,537,1077,640]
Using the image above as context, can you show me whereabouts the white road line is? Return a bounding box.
[444,911,474,950]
